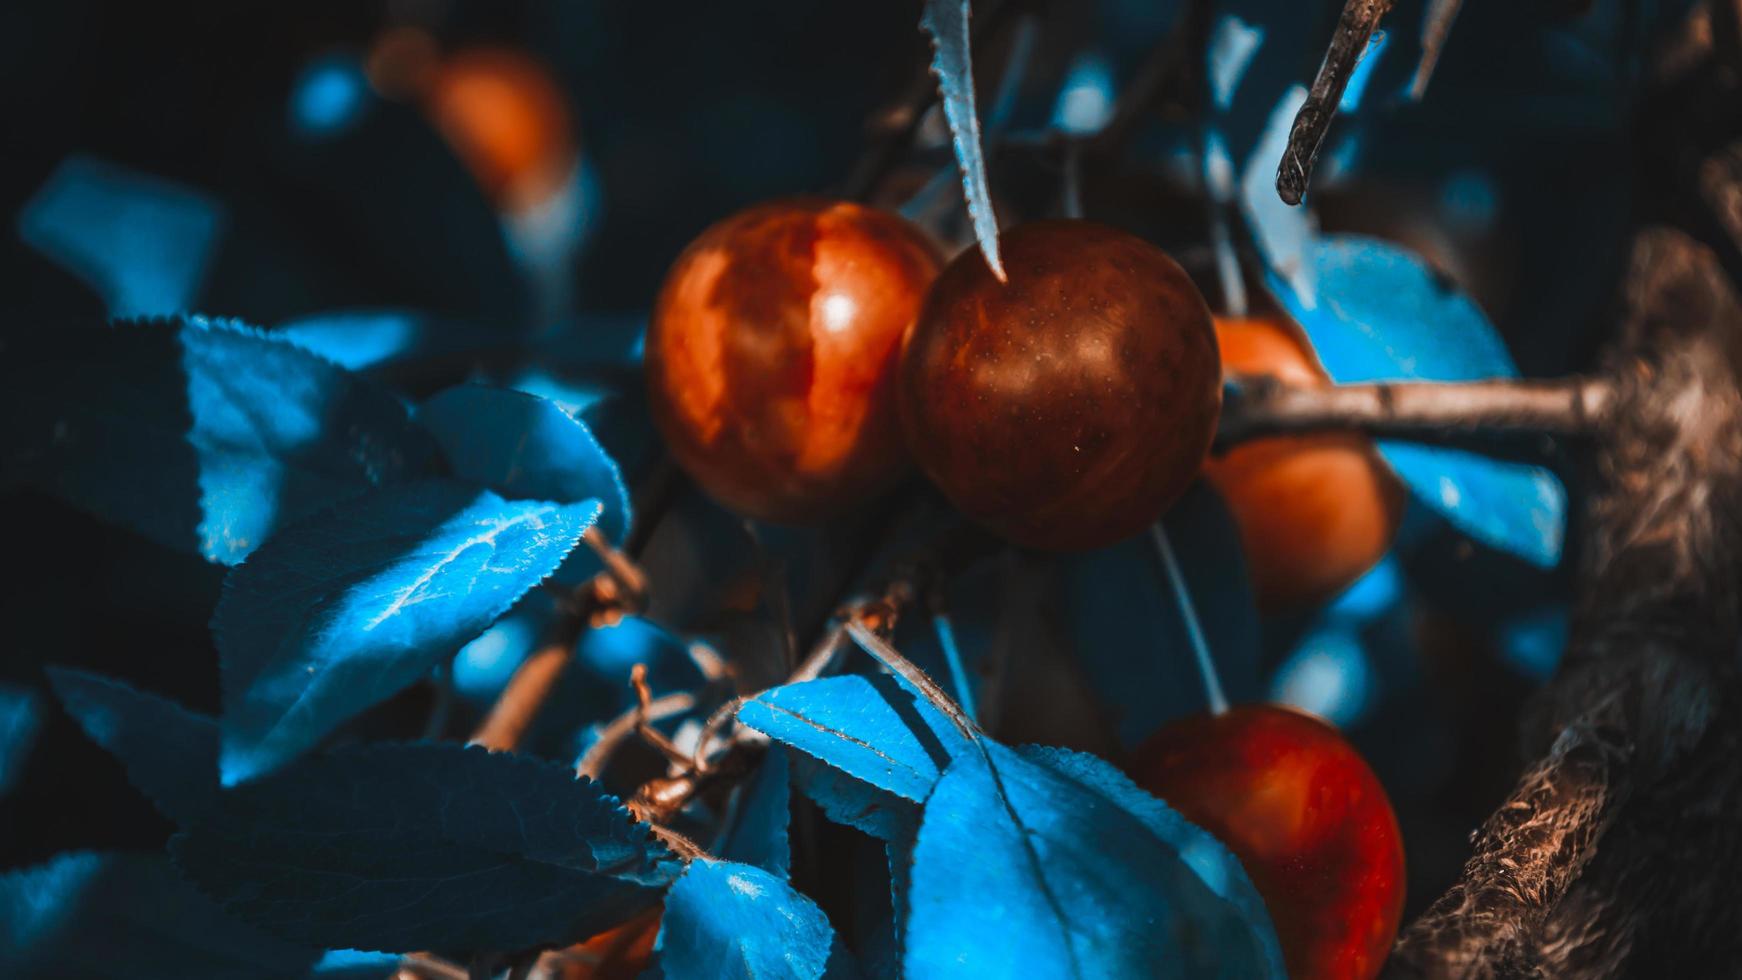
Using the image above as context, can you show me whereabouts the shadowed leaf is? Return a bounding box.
[1,316,440,565]
[172,742,674,954]
[1,852,318,979]
[46,668,218,825]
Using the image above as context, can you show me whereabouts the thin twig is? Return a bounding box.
[575,690,697,780]
[1216,374,1615,449]
[468,618,585,752]
[583,526,648,610]
[1276,0,1396,205]
[397,954,470,980]
[629,664,690,768]
[846,619,981,741]
[1408,0,1465,101]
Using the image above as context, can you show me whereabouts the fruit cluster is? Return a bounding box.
[644,200,1407,979]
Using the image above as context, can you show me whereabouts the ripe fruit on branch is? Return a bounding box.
[1131,704,1405,980]
[1205,315,1403,610]
[898,220,1220,550]
[645,198,941,523]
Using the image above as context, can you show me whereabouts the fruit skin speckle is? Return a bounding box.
[1131,704,1406,980]
[898,220,1220,551]
[645,198,941,524]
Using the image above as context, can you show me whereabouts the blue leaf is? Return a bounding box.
[717,748,792,878]
[45,668,218,825]
[452,592,556,704]
[0,852,318,979]
[0,682,39,797]
[419,385,631,546]
[1206,15,1265,113]
[920,0,1003,280]
[1268,235,1566,565]
[1065,482,1265,747]
[1,316,440,565]
[215,481,599,783]
[17,155,224,318]
[903,742,1284,979]
[171,742,675,953]
[275,309,499,373]
[307,949,403,978]
[1017,745,1282,959]
[655,860,835,980]
[737,674,969,840]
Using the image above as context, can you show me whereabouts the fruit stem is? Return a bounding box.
[1150,523,1230,716]
[931,609,980,723]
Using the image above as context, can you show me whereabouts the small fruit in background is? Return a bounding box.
[424,46,577,211]
[1206,315,1403,611]
[645,198,941,523]
[1131,704,1405,980]
[553,905,662,979]
[899,220,1220,551]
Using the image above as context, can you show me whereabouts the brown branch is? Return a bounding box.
[1215,375,1615,448]
[468,619,585,752]
[1276,0,1395,205]
[1386,228,1742,976]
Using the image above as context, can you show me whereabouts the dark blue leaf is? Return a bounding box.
[904,742,1284,978]
[1,315,440,565]
[920,0,1003,280]
[275,309,500,373]
[1065,482,1265,747]
[17,155,224,318]
[0,852,318,980]
[0,682,40,797]
[654,860,835,980]
[215,481,599,783]
[171,742,675,953]
[45,668,217,825]
[419,385,631,546]
[737,674,969,840]
[716,748,791,878]
[1267,235,1566,566]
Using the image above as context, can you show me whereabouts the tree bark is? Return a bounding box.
[1386,227,1742,977]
